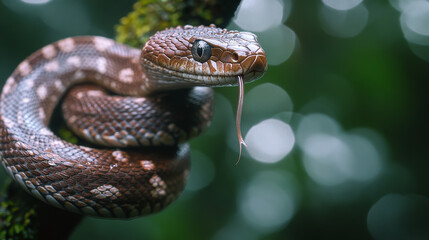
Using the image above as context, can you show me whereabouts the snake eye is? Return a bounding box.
[191,40,211,63]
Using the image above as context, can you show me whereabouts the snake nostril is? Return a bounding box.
[232,52,239,61]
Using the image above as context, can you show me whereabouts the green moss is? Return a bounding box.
[0,200,37,240]
[114,0,239,47]
[58,126,79,144]
[115,0,185,47]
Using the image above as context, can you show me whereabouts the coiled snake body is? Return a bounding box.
[0,25,267,218]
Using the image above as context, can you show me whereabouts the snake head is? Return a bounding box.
[141,25,267,91]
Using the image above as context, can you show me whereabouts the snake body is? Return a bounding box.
[0,25,267,218]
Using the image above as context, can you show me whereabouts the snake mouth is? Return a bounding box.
[174,70,264,86]
[141,54,267,88]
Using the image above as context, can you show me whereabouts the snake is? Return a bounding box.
[0,25,267,218]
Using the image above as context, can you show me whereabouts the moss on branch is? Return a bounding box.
[115,0,241,47]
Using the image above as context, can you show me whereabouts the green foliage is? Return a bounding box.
[115,0,185,47]
[114,0,239,47]
[0,200,37,240]
[58,126,79,144]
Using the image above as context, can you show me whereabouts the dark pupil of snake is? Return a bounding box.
[197,45,203,57]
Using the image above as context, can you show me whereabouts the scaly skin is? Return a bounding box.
[0,25,267,218]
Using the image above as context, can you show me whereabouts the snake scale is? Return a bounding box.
[0,25,267,218]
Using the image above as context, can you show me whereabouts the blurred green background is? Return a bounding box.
[1,0,429,239]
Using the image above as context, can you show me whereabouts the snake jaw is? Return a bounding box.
[140,59,265,93]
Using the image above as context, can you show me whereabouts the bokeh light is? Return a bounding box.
[402,1,429,36]
[282,0,293,23]
[234,0,283,32]
[399,1,429,45]
[257,24,296,65]
[390,0,429,13]
[238,171,298,233]
[408,43,429,62]
[368,194,429,240]
[322,0,363,11]
[226,83,293,157]
[231,0,296,65]
[244,83,293,124]
[391,0,429,61]
[344,134,382,181]
[297,113,383,186]
[302,133,353,185]
[296,113,342,142]
[319,3,369,38]
[20,0,51,5]
[245,119,295,163]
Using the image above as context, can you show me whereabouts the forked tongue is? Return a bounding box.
[235,75,247,165]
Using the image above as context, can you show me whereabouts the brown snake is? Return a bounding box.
[0,25,267,218]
